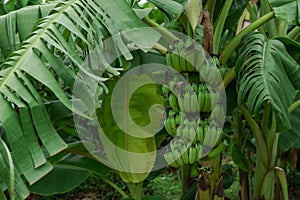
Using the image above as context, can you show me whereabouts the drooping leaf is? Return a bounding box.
[58,154,111,177]
[236,32,300,131]
[29,166,89,195]
[96,76,162,183]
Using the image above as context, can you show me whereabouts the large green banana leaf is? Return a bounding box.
[97,77,163,183]
[0,0,160,198]
[236,32,300,131]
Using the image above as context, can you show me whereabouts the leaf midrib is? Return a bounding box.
[261,41,271,103]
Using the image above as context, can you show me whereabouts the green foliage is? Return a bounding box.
[98,78,162,183]
[146,172,181,200]
[29,167,89,195]
[236,32,300,131]
[279,96,300,151]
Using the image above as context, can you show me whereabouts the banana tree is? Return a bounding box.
[0,0,300,200]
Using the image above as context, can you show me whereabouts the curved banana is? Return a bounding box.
[166,53,174,69]
[198,89,205,112]
[186,51,195,72]
[190,92,198,113]
[174,149,184,166]
[171,50,181,72]
[169,116,177,136]
[197,125,204,144]
[175,114,181,125]
[182,119,190,140]
[176,127,183,138]
[195,143,202,160]
[164,151,176,166]
[164,117,173,135]
[179,44,187,72]
[207,141,224,158]
[182,148,189,165]
[190,127,197,144]
[183,92,191,112]
[169,93,180,112]
[203,90,212,112]
[188,147,196,164]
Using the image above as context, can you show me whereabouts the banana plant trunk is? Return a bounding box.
[255,104,278,199]
[241,103,281,200]
[196,154,224,200]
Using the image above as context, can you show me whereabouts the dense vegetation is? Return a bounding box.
[0,0,300,199]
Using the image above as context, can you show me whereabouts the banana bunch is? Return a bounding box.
[162,40,225,167]
[164,140,202,167]
[176,118,198,144]
[164,110,181,136]
[166,40,206,73]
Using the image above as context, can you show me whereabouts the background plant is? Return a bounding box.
[0,0,300,200]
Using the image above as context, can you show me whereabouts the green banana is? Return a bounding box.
[175,114,181,124]
[182,147,190,165]
[191,82,198,92]
[211,91,220,106]
[166,53,174,69]
[194,47,205,71]
[191,127,197,144]
[188,146,196,164]
[164,117,173,135]
[169,93,180,112]
[210,104,221,120]
[182,119,190,140]
[203,90,212,112]
[204,126,217,148]
[174,149,184,166]
[186,50,195,72]
[207,141,224,158]
[197,125,204,144]
[195,143,202,160]
[183,92,191,112]
[169,109,177,117]
[179,43,188,72]
[171,50,181,72]
[164,151,176,166]
[161,85,170,96]
[198,85,205,111]
[176,126,183,138]
[190,92,198,113]
[169,116,177,136]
